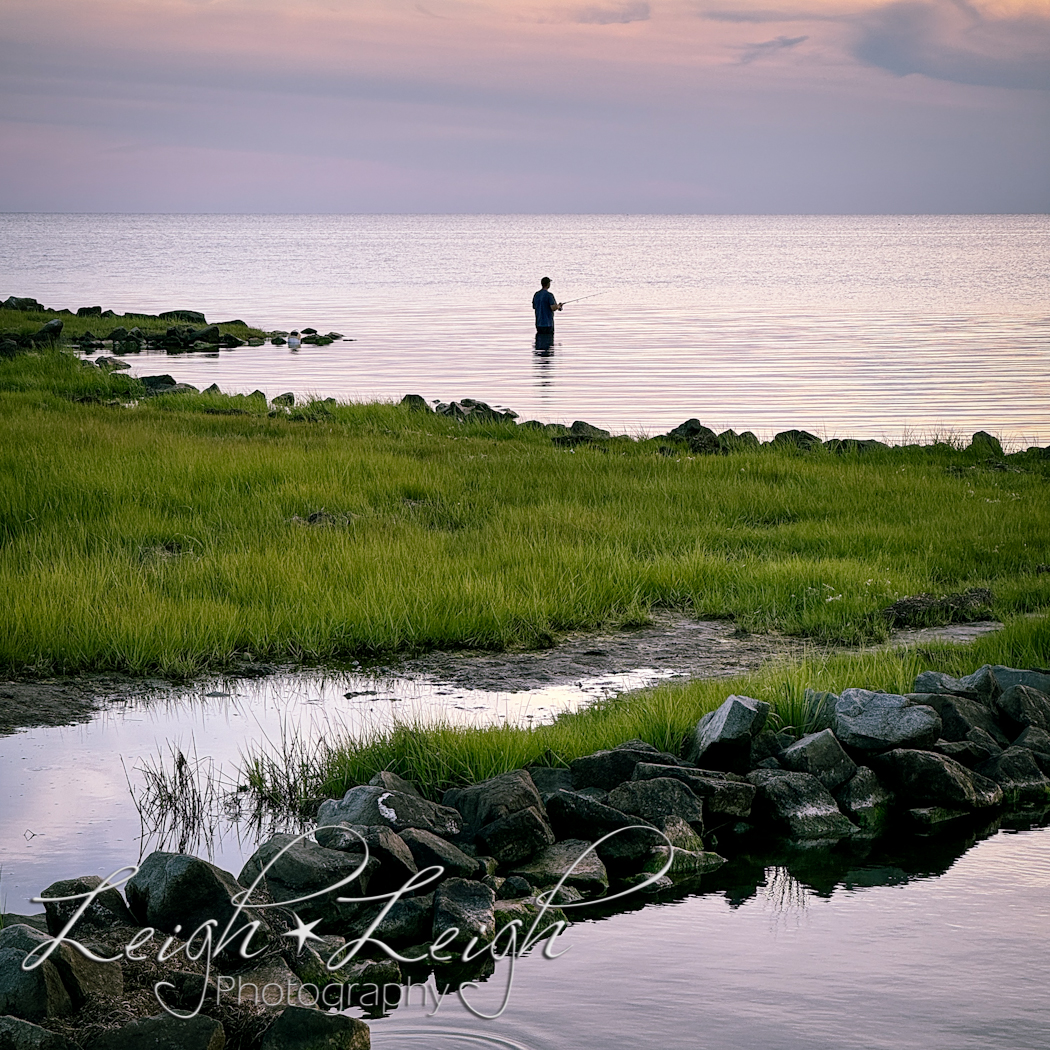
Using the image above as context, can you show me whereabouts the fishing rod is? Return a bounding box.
[558,292,604,306]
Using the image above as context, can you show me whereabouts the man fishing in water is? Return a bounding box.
[532,276,561,338]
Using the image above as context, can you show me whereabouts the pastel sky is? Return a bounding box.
[1,0,1048,211]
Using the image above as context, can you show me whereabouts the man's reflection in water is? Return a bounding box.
[533,330,556,387]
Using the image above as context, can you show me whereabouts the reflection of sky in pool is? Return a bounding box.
[0,666,678,912]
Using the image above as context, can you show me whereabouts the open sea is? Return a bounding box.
[1,213,1047,445]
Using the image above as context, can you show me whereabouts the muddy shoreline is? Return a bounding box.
[0,614,1005,737]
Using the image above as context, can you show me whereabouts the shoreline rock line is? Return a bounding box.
[3,662,1049,1048]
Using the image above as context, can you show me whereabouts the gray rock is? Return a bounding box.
[399,394,432,412]
[639,846,726,879]
[872,749,1001,809]
[317,785,462,840]
[0,941,72,1022]
[495,875,532,899]
[271,392,295,407]
[353,893,434,947]
[508,840,609,897]
[443,769,544,832]
[432,878,495,947]
[933,734,1002,769]
[832,689,941,753]
[159,310,207,324]
[1014,725,1050,773]
[476,805,556,865]
[659,815,705,851]
[992,684,1050,736]
[203,383,222,395]
[750,729,797,768]
[777,729,857,790]
[631,763,756,819]
[969,430,1004,456]
[367,770,421,796]
[544,790,662,862]
[686,695,771,771]
[139,374,177,390]
[912,668,990,701]
[310,824,417,892]
[87,1013,225,1050]
[988,667,1050,699]
[911,693,1009,746]
[126,852,264,946]
[239,834,375,924]
[570,743,682,791]
[398,827,478,880]
[0,1016,77,1050]
[493,897,568,937]
[526,766,574,800]
[33,319,64,341]
[93,356,130,370]
[1,296,45,311]
[747,770,857,839]
[40,875,134,937]
[605,778,705,831]
[772,429,822,450]
[832,766,892,834]
[260,1005,369,1050]
[0,924,121,1010]
[570,420,610,439]
[907,806,973,829]
[977,747,1050,806]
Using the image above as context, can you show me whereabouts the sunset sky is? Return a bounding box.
[1,0,1047,212]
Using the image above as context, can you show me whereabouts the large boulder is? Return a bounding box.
[476,806,556,865]
[912,668,992,702]
[544,790,662,863]
[933,730,1003,769]
[977,747,1050,806]
[398,828,478,880]
[992,684,1050,737]
[40,875,135,937]
[526,767,574,801]
[159,309,207,324]
[639,846,726,879]
[508,840,609,897]
[313,824,417,892]
[605,778,705,831]
[0,930,72,1022]
[872,749,1002,809]
[0,1016,77,1049]
[443,770,546,833]
[569,742,682,791]
[317,786,462,841]
[432,879,496,948]
[831,690,941,753]
[126,853,264,947]
[1013,726,1050,774]
[87,1013,225,1050]
[631,763,755,819]
[832,766,892,835]
[747,770,857,840]
[260,1005,369,1050]
[777,729,857,790]
[988,666,1050,698]
[910,693,1009,746]
[686,696,771,771]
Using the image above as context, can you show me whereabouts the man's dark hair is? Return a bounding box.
[540,277,551,287]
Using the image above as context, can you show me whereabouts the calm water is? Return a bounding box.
[2,214,1048,444]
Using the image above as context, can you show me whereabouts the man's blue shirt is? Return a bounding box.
[532,288,557,328]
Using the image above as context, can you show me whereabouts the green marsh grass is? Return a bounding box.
[2,350,1049,681]
[296,613,1050,802]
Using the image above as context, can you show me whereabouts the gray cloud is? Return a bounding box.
[740,34,808,63]
[575,1,650,24]
[853,0,1050,90]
